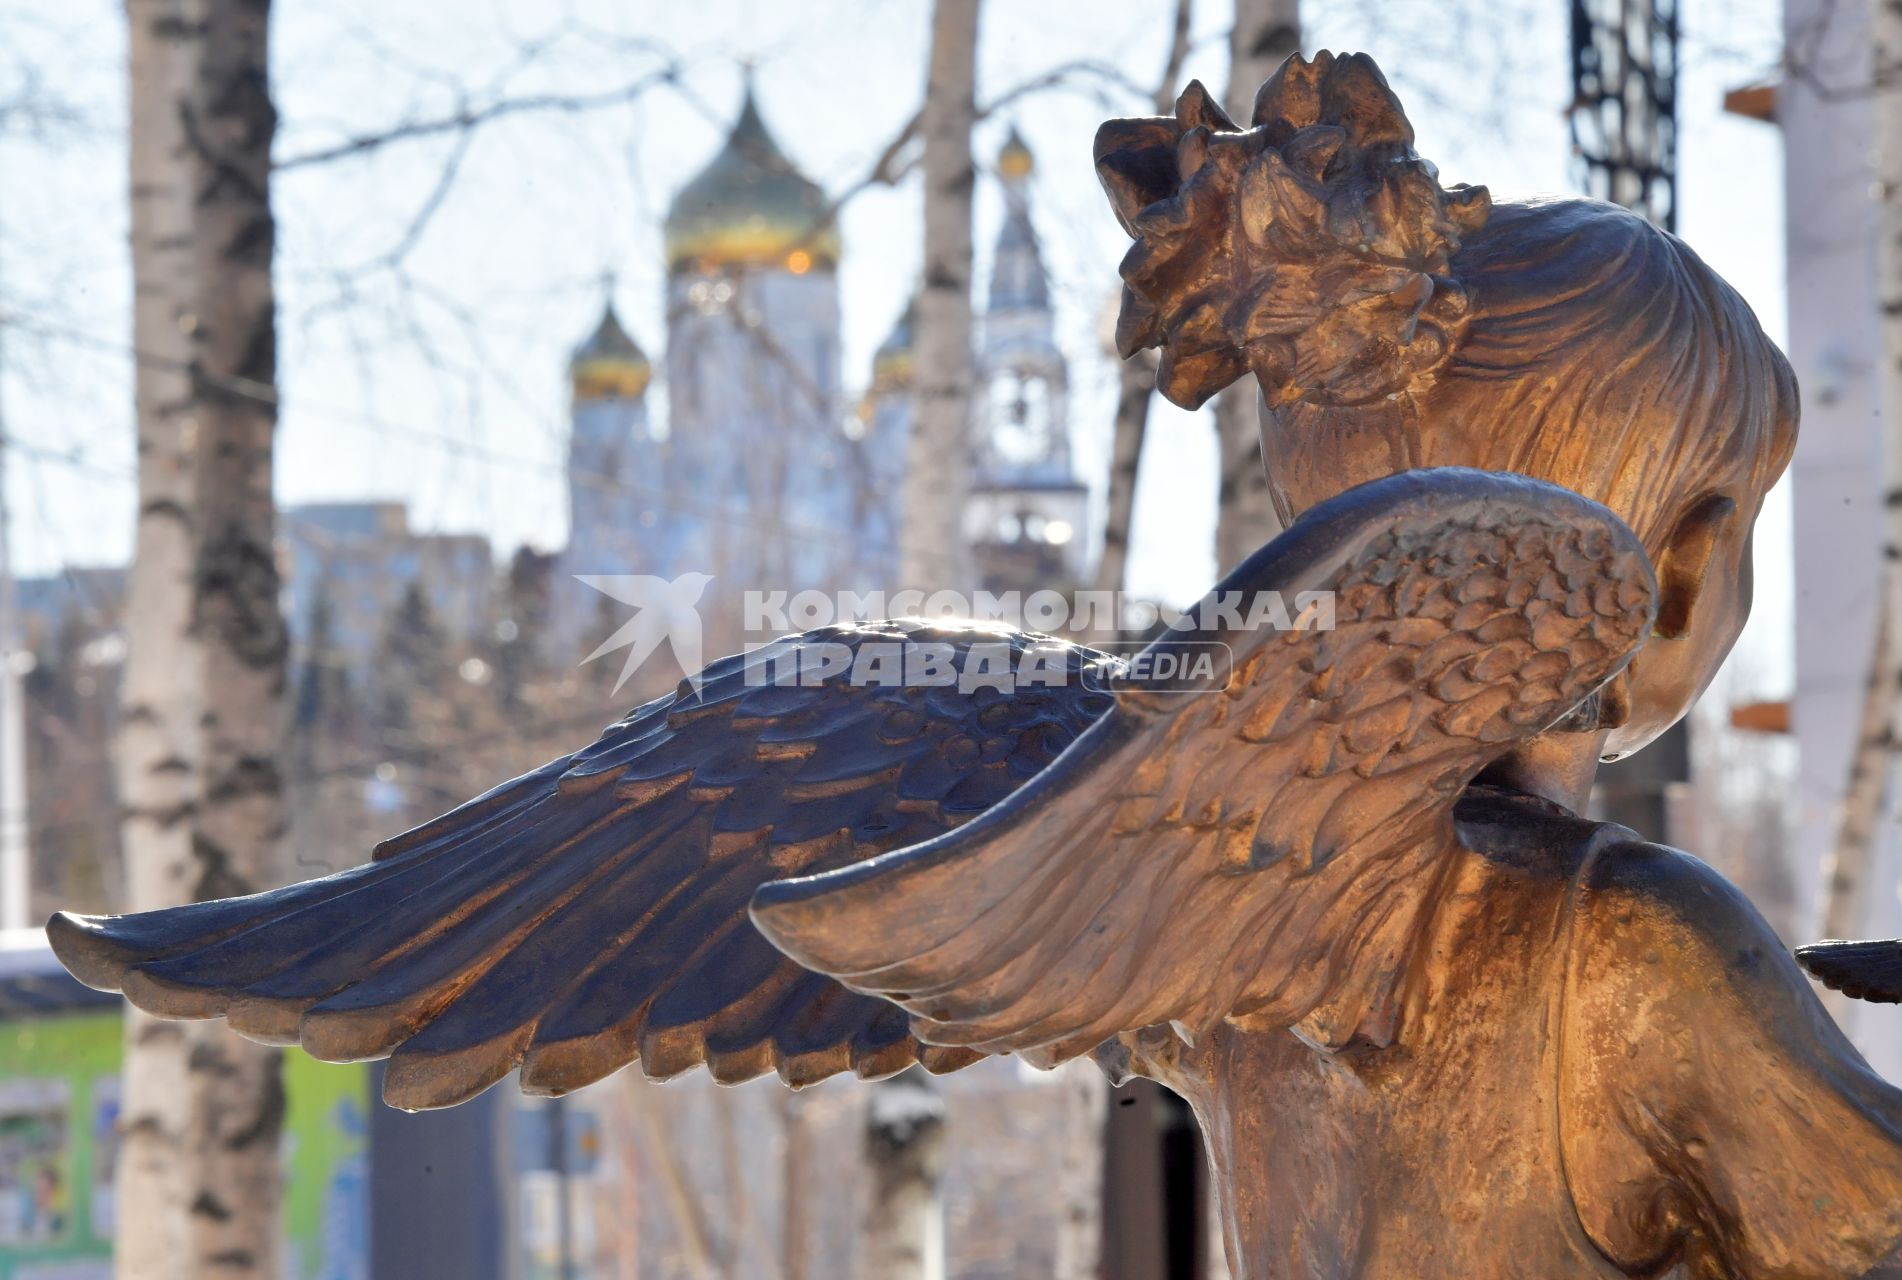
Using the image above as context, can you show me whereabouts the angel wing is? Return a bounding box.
[1796,941,1902,1003]
[752,467,1657,1063]
[48,622,1121,1109]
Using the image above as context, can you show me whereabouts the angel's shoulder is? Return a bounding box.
[1558,826,1836,1099]
[1553,824,1902,1276]
[1454,788,1762,938]
[1570,832,1783,972]
[1451,788,1785,985]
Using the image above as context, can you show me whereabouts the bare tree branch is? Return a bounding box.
[274,69,682,170]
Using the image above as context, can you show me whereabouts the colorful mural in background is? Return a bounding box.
[0,946,368,1280]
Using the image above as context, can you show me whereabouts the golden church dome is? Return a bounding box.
[569,304,650,402]
[664,87,840,276]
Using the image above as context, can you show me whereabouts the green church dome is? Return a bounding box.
[664,87,840,276]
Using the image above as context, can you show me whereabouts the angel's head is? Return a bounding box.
[1099,52,1798,761]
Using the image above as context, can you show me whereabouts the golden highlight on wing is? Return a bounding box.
[753,469,1658,1062]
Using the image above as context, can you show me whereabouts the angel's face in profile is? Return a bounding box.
[1598,488,1757,759]
[1246,195,1798,768]
[1258,415,1771,764]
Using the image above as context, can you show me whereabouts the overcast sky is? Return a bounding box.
[0,0,1790,688]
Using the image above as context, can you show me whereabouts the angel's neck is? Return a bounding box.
[1475,730,1610,815]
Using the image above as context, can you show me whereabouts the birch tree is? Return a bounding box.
[780,1088,812,1280]
[897,0,980,590]
[1049,1061,1110,1280]
[118,0,288,1274]
[1094,0,1193,607]
[861,1068,946,1280]
[1819,8,1902,980]
[879,10,982,1261]
[1212,0,1300,573]
[117,0,205,1267]
[1093,346,1158,604]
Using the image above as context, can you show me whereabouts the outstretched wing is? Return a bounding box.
[48,622,1120,1109]
[754,468,1657,1061]
[1796,940,1902,1003]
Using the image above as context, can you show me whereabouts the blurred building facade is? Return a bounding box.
[551,307,659,663]
[9,86,1107,1280]
[659,87,853,606]
[282,503,493,667]
[854,300,917,587]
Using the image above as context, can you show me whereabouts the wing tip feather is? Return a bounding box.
[520,1027,639,1098]
[1796,939,1902,1003]
[47,912,135,993]
[382,1031,530,1111]
[225,994,309,1046]
[119,967,231,1021]
[299,1002,413,1064]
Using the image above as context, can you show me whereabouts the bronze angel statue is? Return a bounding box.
[49,52,1902,1279]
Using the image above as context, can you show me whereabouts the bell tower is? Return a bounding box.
[968,129,1087,588]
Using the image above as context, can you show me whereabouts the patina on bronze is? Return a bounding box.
[47,50,1902,1279]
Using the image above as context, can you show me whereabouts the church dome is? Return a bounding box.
[570,303,650,401]
[664,87,840,276]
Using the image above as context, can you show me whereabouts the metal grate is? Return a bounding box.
[1570,0,1680,232]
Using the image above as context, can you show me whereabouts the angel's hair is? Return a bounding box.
[1097,51,1799,554]
[1267,195,1800,555]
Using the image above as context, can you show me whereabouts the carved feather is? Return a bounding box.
[752,469,1657,1062]
[1796,940,1902,1004]
[48,624,1120,1109]
[50,470,1657,1110]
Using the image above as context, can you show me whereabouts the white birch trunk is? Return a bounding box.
[1094,347,1156,606]
[861,1070,946,1280]
[182,0,288,1270]
[897,0,981,591]
[117,1,211,1272]
[1823,612,1894,951]
[1212,0,1299,574]
[780,1089,811,1280]
[1823,1,1902,959]
[117,0,287,1274]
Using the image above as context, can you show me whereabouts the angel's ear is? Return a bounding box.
[1653,492,1738,640]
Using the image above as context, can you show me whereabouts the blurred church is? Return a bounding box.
[548,91,1089,661]
[19,85,1092,902]
[8,86,1108,1280]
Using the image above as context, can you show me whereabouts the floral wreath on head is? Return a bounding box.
[1096,52,1491,410]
